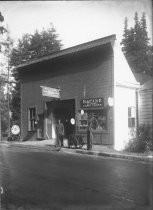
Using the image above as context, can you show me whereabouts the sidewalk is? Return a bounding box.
[1,140,153,162]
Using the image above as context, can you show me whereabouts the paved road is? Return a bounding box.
[0,144,153,210]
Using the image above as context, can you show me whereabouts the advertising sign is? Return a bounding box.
[81,98,104,108]
[41,86,60,98]
[11,125,20,135]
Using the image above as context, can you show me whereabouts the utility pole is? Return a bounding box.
[0,85,2,141]
[0,102,1,141]
[0,38,11,139]
[7,47,10,138]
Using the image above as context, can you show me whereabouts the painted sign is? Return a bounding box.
[81,98,104,108]
[41,86,60,98]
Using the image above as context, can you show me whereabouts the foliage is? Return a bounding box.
[10,81,21,126]
[7,134,20,141]
[10,24,62,66]
[121,12,153,75]
[10,24,63,127]
[0,12,7,51]
[124,124,153,153]
[0,79,8,136]
[0,11,9,136]
[0,11,5,34]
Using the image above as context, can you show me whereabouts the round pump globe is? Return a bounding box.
[81,109,84,115]
[70,118,75,125]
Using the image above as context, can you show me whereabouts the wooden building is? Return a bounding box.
[17,34,140,150]
[134,73,153,137]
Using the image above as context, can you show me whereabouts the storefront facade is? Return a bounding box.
[17,34,139,150]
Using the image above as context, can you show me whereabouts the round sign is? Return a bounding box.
[11,125,20,135]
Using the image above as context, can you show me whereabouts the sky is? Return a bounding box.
[0,0,152,49]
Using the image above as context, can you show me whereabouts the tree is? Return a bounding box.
[10,24,62,126]
[0,11,4,35]
[0,83,8,135]
[10,24,62,66]
[121,12,152,75]
[0,11,9,137]
[0,11,7,50]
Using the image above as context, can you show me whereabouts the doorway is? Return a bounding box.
[46,99,75,138]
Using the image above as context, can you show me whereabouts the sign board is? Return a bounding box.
[81,98,104,108]
[41,86,60,98]
[11,125,20,135]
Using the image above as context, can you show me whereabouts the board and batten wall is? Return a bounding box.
[138,79,153,138]
[20,51,114,143]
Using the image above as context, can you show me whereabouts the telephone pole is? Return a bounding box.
[0,39,11,139]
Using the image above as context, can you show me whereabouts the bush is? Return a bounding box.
[7,134,20,141]
[124,124,153,153]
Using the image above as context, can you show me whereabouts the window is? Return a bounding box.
[77,109,107,131]
[77,111,88,130]
[28,107,36,131]
[128,107,136,128]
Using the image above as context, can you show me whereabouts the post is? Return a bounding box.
[136,90,139,138]
[0,108,1,141]
[0,91,1,141]
[7,44,11,139]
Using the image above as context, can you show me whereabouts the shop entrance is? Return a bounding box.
[46,99,75,139]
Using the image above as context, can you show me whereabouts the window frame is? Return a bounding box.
[77,108,108,132]
[128,106,136,128]
[28,106,37,131]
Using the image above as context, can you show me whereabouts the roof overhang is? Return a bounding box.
[16,34,116,72]
[115,81,140,90]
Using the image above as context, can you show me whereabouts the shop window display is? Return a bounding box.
[77,109,107,132]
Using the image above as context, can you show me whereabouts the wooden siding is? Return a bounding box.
[138,88,153,125]
[20,53,114,143]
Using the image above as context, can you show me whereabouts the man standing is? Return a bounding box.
[56,119,64,147]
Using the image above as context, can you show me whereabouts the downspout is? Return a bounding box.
[111,38,116,149]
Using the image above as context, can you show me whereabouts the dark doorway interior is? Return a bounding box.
[47,99,75,137]
[37,114,44,139]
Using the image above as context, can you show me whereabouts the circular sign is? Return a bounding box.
[11,125,20,135]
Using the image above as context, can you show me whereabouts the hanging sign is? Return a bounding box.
[40,86,60,98]
[81,98,104,108]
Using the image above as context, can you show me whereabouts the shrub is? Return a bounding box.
[124,124,153,153]
[7,134,20,141]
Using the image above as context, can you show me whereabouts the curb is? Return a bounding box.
[1,142,153,162]
[75,150,153,162]
[61,148,153,162]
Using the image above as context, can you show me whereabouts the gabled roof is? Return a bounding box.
[16,34,116,70]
